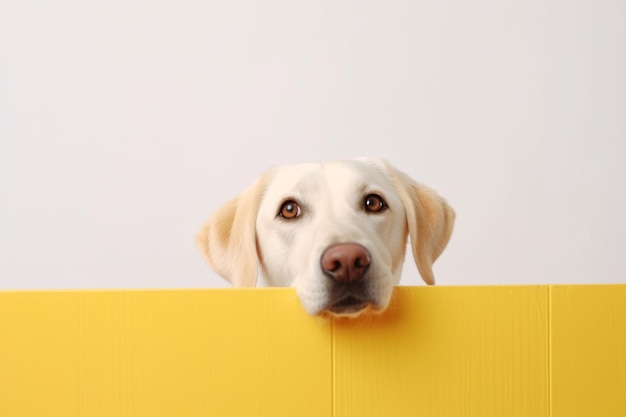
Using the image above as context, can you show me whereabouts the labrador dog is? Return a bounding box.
[197,158,454,318]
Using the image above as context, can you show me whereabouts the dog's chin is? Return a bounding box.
[319,297,385,319]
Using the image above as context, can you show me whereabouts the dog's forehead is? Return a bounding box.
[263,160,392,199]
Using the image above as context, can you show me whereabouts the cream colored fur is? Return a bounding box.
[197,158,454,316]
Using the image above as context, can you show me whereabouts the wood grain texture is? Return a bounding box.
[0,290,332,417]
[1,286,624,417]
[550,285,626,417]
[0,292,81,417]
[332,286,549,417]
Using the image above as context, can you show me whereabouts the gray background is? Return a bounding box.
[1,0,625,289]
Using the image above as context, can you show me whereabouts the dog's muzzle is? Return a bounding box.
[320,243,375,316]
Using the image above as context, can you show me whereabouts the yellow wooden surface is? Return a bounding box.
[550,285,626,417]
[0,292,80,417]
[1,285,625,417]
[0,289,332,417]
[333,286,549,417]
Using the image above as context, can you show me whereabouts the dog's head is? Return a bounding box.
[197,158,455,317]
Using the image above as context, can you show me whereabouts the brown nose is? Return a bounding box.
[320,243,371,283]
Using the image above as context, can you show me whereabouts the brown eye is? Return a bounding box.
[279,200,301,219]
[364,194,386,213]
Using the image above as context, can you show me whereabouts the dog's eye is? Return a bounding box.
[364,194,386,213]
[279,200,302,219]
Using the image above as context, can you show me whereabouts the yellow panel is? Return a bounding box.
[550,285,626,417]
[0,292,80,417]
[332,286,549,417]
[4,285,626,417]
[0,289,332,417]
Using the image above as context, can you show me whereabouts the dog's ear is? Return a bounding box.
[385,162,455,285]
[196,174,269,287]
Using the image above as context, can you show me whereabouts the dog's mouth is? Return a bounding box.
[325,295,372,317]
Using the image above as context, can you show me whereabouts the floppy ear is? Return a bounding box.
[196,174,269,287]
[386,164,455,285]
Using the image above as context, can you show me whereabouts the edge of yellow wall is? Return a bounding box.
[0,285,624,417]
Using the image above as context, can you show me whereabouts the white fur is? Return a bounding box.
[197,158,455,317]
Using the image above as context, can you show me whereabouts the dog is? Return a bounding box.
[197,158,455,318]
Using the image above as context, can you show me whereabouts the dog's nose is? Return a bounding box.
[320,243,371,283]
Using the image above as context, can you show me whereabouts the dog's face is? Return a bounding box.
[255,160,408,316]
[197,158,455,318]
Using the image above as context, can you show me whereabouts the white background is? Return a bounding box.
[1,0,625,290]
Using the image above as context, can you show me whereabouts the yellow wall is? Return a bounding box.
[0,286,624,417]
